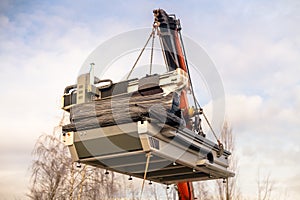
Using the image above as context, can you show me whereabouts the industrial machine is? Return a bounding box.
[61,9,234,200]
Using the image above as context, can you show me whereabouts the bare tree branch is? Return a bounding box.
[257,169,274,200]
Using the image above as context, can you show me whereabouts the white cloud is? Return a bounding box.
[221,92,300,199]
[0,2,135,198]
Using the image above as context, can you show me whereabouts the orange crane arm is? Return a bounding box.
[174,16,195,200]
[154,9,194,200]
[177,182,195,200]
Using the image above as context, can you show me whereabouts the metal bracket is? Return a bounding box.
[61,132,74,146]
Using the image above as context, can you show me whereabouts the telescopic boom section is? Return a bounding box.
[154,9,194,200]
[153,9,187,72]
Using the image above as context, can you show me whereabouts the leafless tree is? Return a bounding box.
[165,185,174,200]
[27,114,74,199]
[27,133,71,200]
[256,170,274,200]
[150,184,159,200]
[214,121,241,200]
[194,182,212,200]
[128,180,139,200]
[85,167,119,199]
[67,162,77,200]
[28,114,121,200]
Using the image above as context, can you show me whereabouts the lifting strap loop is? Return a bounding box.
[139,152,151,200]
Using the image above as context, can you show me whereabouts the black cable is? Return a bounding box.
[178,31,220,143]
[178,31,199,112]
[150,30,155,75]
[126,29,155,80]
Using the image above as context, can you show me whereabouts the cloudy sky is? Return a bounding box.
[0,0,299,199]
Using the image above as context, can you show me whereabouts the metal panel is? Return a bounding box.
[66,121,234,184]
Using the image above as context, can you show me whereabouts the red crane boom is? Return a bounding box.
[154,9,195,200]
